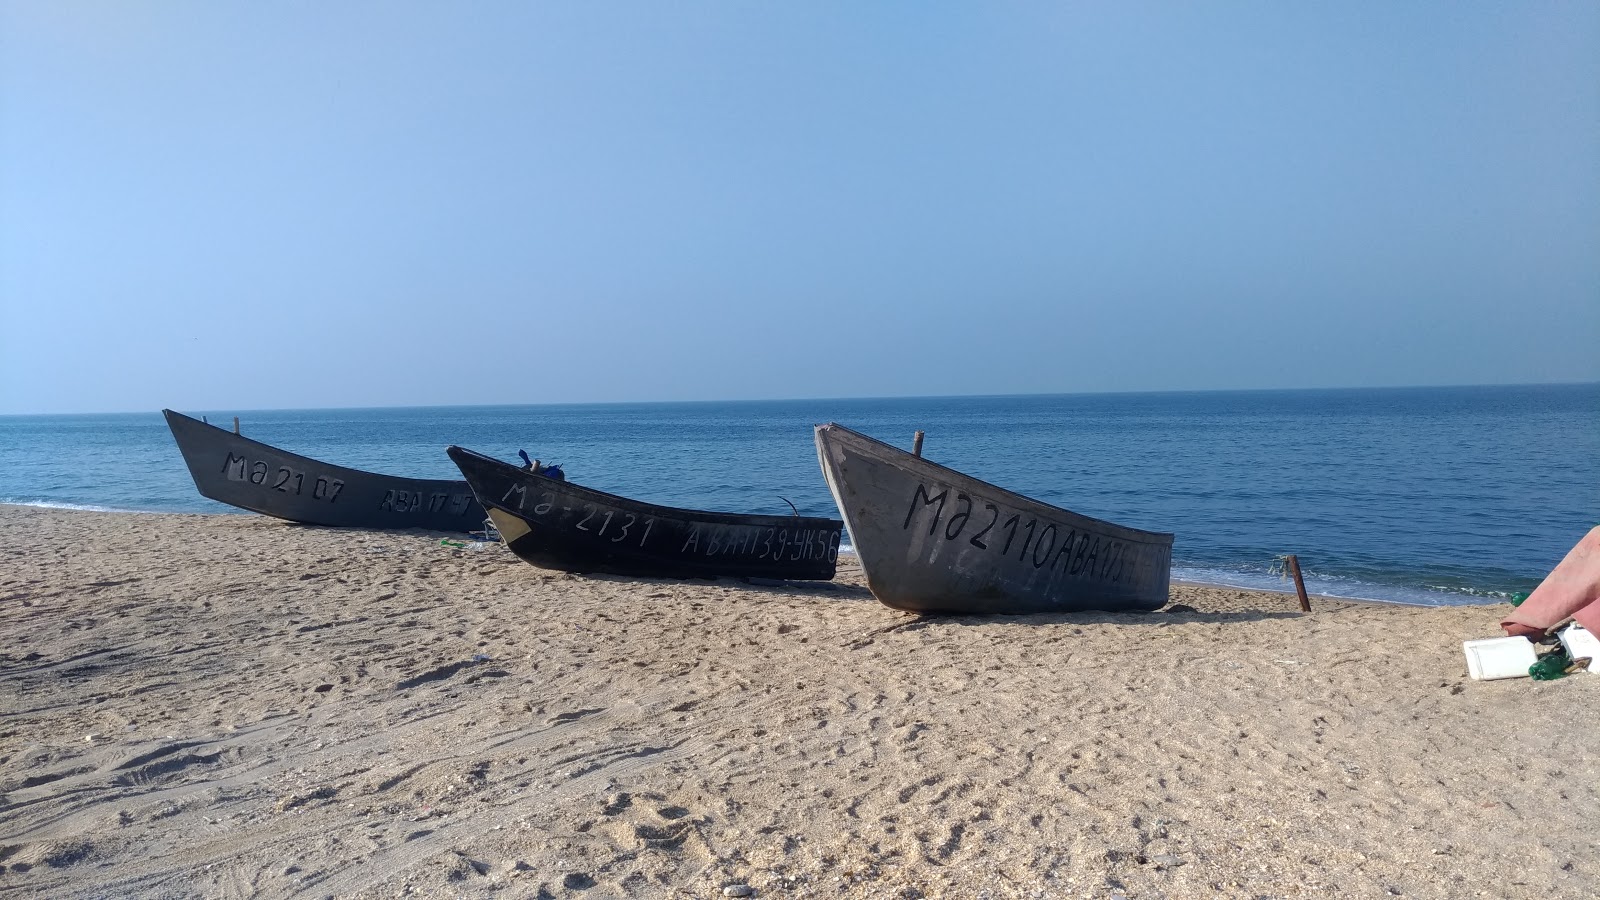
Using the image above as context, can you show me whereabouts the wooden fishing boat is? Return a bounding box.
[447,445,843,580]
[815,423,1173,614]
[163,409,484,531]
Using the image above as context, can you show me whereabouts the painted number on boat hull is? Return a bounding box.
[223,453,344,504]
[379,489,475,516]
[501,484,657,548]
[679,525,841,563]
[901,482,1130,584]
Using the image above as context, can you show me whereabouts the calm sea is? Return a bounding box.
[2,385,1595,606]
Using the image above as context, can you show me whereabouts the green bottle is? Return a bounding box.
[1529,648,1572,681]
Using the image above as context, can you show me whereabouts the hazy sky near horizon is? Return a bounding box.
[2,2,1597,415]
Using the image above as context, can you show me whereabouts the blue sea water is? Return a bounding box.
[2,385,1595,606]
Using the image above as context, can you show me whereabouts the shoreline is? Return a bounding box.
[0,501,1517,609]
[2,503,1595,898]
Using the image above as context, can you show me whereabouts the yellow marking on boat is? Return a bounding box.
[488,508,532,542]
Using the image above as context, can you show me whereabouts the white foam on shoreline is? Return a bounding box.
[1,498,136,513]
[1170,565,1498,607]
[0,502,1512,608]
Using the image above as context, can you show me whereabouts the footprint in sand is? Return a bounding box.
[595,792,710,857]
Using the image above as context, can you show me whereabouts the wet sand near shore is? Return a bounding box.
[1,503,1595,899]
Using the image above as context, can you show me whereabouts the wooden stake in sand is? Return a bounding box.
[233,416,240,435]
[1285,554,1312,612]
[912,431,925,457]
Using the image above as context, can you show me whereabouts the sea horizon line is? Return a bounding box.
[4,379,1597,420]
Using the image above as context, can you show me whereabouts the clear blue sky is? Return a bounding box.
[2,2,1597,415]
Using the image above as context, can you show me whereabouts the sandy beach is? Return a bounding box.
[1,503,1595,899]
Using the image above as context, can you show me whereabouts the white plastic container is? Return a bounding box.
[1558,624,1599,674]
[1462,636,1537,680]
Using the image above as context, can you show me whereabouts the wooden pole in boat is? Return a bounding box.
[912,431,925,457]
[1285,554,1311,612]
[233,416,240,435]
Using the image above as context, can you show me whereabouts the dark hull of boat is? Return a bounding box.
[164,409,484,532]
[815,424,1173,614]
[447,446,842,581]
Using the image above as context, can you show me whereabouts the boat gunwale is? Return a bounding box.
[447,445,842,531]
[164,409,470,490]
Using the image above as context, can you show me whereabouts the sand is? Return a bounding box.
[1,503,1595,899]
